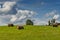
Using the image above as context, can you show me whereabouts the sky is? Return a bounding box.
[0,0,60,25]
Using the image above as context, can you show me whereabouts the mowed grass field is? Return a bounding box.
[0,25,60,40]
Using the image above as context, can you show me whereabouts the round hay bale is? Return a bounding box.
[53,23,58,27]
[8,24,14,27]
[17,25,24,30]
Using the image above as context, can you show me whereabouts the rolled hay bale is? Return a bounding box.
[53,23,58,27]
[17,25,24,30]
[8,24,14,27]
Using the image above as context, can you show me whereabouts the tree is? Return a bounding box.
[48,20,51,25]
[26,19,33,25]
[51,19,56,25]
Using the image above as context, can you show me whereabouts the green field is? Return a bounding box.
[0,25,60,40]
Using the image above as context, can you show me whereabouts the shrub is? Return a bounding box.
[26,19,33,25]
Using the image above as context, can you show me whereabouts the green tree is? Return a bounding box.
[48,20,51,25]
[51,19,56,25]
[26,19,33,25]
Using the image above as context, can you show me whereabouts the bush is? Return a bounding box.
[26,19,33,25]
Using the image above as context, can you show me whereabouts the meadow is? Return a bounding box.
[0,25,60,40]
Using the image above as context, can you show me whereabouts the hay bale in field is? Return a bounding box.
[17,25,24,30]
[53,23,58,27]
[8,24,14,27]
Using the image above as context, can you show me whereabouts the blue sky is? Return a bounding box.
[0,0,60,25]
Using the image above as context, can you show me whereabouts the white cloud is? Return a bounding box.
[45,10,60,19]
[10,10,35,23]
[0,1,49,25]
[0,15,11,25]
[18,15,27,20]
[45,10,60,24]
[16,10,34,17]
[56,20,60,23]
[45,10,57,17]
[10,15,17,22]
[0,2,16,14]
[34,20,47,25]
[32,18,48,25]
[0,1,36,25]
[53,15,60,19]
[0,1,37,25]
[0,1,17,25]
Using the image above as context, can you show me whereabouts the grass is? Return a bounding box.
[0,25,60,40]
